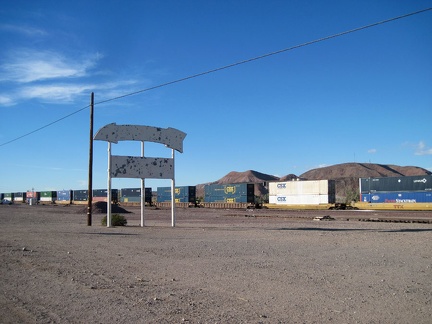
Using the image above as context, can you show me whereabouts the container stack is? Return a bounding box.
[56,190,73,204]
[73,190,88,203]
[13,192,26,203]
[157,186,196,203]
[26,191,40,204]
[92,189,118,203]
[204,183,255,203]
[40,191,57,203]
[119,188,152,204]
[268,180,336,205]
[360,175,432,203]
[3,193,14,202]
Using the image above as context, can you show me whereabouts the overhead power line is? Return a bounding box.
[1,7,431,147]
[0,106,89,147]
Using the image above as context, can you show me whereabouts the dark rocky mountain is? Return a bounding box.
[195,163,431,202]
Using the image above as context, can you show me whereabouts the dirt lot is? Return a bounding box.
[1,204,431,323]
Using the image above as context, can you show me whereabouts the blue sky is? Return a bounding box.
[1,1,431,193]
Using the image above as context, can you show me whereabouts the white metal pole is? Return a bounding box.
[141,141,145,227]
[107,142,112,227]
[171,148,175,227]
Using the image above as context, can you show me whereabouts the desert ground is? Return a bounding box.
[1,204,431,323]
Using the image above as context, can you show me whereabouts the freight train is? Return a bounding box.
[356,175,432,210]
[1,175,431,210]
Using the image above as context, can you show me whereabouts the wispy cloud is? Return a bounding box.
[18,80,138,103]
[10,163,87,172]
[19,84,95,102]
[0,95,15,106]
[414,141,432,156]
[0,23,47,37]
[367,148,377,154]
[0,48,142,106]
[0,49,100,83]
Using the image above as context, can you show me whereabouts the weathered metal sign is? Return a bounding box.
[110,156,174,179]
[94,123,186,153]
[94,123,186,227]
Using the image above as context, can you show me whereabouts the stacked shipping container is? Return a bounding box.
[157,186,196,203]
[26,191,40,204]
[3,193,13,202]
[40,191,57,203]
[13,192,26,203]
[119,188,152,204]
[268,180,336,205]
[93,189,118,203]
[204,183,255,203]
[56,190,73,203]
[73,190,88,203]
[360,175,432,203]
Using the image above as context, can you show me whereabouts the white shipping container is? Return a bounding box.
[269,180,334,196]
[269,194,331,205]
[40,197,53,202]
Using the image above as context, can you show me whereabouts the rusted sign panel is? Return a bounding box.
[111,156,174,179]
[94,123,186,153]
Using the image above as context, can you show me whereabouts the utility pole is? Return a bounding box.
[87,92,94,226]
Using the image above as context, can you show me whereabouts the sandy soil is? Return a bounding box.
[1,204,431,323]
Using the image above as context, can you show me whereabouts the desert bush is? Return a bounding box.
[101,214,127,226]
[345,189,359,204]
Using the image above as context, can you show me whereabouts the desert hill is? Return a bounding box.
[195,163,430,202]
[217,170,279,184]
[300,163,431,179]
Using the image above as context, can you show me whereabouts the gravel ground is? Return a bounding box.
[1,204,431,323]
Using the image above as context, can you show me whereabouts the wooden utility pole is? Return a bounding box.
[87,92,94,226]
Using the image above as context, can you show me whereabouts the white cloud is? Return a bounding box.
[0,49,101,83]
[0,95,15,106]
[414,141,432,156]
[19,84,94,102]
[0,24,47,37]
[17,80,138,103]
[367,148,377,154]
[0,48,145,106]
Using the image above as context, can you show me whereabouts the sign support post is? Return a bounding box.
[87,92,94,226]
[107,142,112,227]
[171,148,175,227]
[141,141,145,227]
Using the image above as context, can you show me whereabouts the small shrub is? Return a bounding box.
[101,214,127,226]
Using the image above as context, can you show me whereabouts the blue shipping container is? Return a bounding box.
[204,195,253,203]
[157,186,196,203]
[204,183,254,197]
[360,175,432,193]
[57,190,73,202]
[361,191,432,203]
[73,190,88,201]
[120,188,152,203]
[93,189,118,199]
[158,196,192,203]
